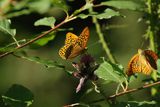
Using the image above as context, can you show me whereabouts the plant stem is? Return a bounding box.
[89,81,160,104]
[11,36,20,47]
[91,81,109,104]
[89,8,116,63]
[147,0,155,51]
[147,0,160,80]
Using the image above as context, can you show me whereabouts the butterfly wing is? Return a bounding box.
[139,55,152,75]
[126,53,152,76]
[67,27,90,59]
[78,27,90,48]
[59,27,90,60]
[59,44,74,59]
[65,32,78,45]
[127,54,140,76]
[59,32,78,59]
[67,43,84,59]
[144,50,158,70]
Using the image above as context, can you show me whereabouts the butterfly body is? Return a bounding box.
[126,49,158,76]
[59,27,89,60]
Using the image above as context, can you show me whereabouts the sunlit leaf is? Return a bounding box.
[34,17,56,28]
[94,9,121,19]
[2,84,34,107]
[0,19,16,36]
[31,33,56,48]
[95,60,126,83]
[101,1,144,11]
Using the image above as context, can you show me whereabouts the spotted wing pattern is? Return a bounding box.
[65,32,78,45]
[59,27,90,60]
[126,49,158,76]
[59,44,73,60]
[78,27,89,48]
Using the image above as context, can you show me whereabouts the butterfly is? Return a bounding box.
[59,27,89,60]
[126,49,158,76]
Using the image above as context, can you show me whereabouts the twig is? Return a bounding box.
[91,81,108,102]
[63,103,89,107]
[64,81,160,106]
[0,16,77,58]
[89,81,160,104]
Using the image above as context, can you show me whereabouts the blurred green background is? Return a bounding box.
[0,0,158,107]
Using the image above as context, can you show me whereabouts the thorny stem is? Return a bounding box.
[88,7,116,64]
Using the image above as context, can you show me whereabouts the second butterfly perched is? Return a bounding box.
[59,27,90,60]
[126,49,158,76]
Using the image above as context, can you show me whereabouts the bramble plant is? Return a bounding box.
[0,0,160,107]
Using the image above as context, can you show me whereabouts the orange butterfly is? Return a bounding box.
[126,49,158,76]
[59,27,89,60]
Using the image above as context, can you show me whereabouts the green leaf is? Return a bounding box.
[0,19,16,36]
[31,33,56,48]
[0,19,19,45]
[77,14,90,19]
[34,17,56,28]
[0,39,26,52]
[101,1,144,11]
[94,9,121,19]
[21,56,65,69]
[28,0,51,14]
[50,0,68,10]
[2,84,34,107]
[77,9,120,19]
[6,9,31,18]
[113,101,157,107]
[151,87,157,96]
[82,1,93,11]
[95,60,126,83]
